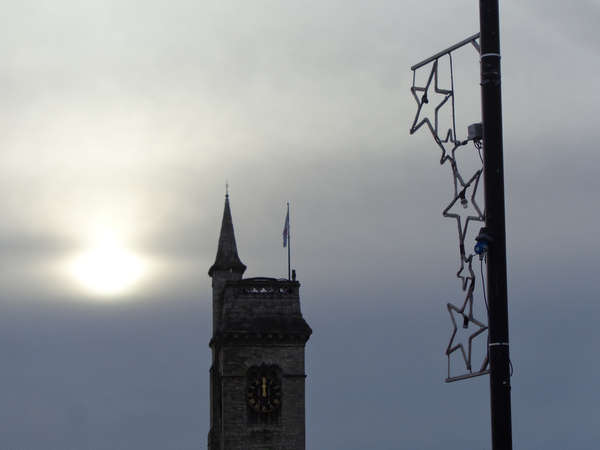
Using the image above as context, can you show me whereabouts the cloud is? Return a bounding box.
[0,1,598,449]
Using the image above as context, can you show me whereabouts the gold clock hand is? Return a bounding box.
[262,378,267,397]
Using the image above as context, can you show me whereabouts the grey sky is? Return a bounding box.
[0,1,599,449]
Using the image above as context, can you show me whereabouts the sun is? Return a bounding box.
[68,243,148,296]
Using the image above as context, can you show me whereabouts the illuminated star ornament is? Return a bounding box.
[446,284,489,379]
[443,166,484,250]
[410,58,454,149]
[409,34,490,381]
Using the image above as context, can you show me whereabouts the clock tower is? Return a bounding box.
[207,193,312,450]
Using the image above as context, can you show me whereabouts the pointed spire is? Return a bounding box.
[208,191,246,277]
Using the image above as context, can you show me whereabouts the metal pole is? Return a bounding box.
[287,203,291,280]
[479,1,512,449]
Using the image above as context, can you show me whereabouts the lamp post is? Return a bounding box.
[479,1,513,449]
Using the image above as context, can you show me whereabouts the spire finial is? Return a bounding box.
[225,180,229,198]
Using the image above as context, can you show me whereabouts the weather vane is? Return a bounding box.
[410,33,490,382]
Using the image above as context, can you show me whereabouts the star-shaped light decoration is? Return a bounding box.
[409,33,488,382]
[409,59,455,158]
[442,168,484,246]
[456,254,476,292]
[439,140,461,168]
[446,282,488,380]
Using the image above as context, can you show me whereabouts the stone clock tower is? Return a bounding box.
[207,193,312,450]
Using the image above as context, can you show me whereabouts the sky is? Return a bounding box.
[0,1,599,449]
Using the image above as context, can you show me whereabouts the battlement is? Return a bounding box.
[225,277,299,297]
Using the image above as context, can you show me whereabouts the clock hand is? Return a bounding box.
[262,378,267,397]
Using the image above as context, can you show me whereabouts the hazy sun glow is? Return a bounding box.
[68,242,149,297]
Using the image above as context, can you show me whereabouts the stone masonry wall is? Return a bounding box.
[212,278,311,450]
[219,343,307,450]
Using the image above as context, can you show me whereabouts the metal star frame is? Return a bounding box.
[456,254,476,292]
[409,58,454,150]
[410,34,480,162]
[410,34,490,382]
[446,281,489,381]
[443,166,484,250]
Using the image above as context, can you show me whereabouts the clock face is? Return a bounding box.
[246,376,282,413]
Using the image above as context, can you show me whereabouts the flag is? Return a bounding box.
[283,209,289,248]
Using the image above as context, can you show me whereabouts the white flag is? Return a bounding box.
[283,210,289,248]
